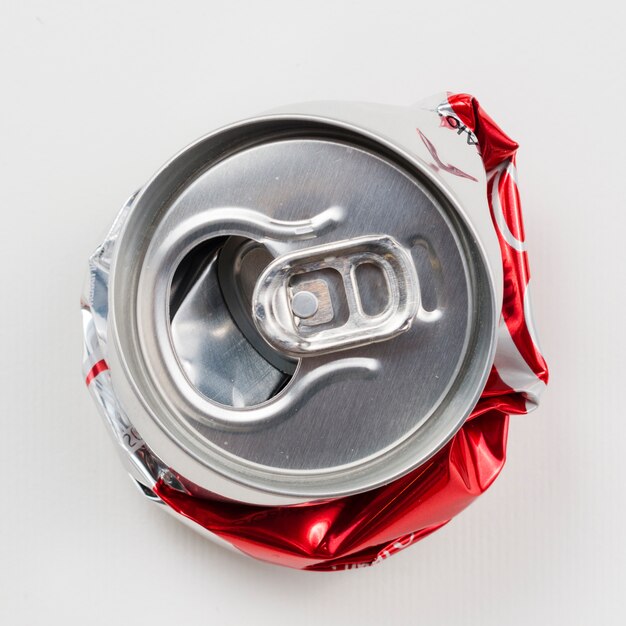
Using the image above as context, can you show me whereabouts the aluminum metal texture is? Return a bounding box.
[105,109,498,500]
[82,92,548,569]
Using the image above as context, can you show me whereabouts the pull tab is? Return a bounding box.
[252,235,420,356]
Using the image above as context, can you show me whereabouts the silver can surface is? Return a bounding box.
[84,94,522,568]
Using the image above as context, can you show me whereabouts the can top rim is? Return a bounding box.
[106,108,499,504]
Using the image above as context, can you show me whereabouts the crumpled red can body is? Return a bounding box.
[151,93,549,571]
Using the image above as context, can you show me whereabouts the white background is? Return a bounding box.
[1,1,624,624]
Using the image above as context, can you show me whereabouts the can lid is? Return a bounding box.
[109,115,497,500]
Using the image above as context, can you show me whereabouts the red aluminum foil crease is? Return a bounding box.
[152,93,549,570]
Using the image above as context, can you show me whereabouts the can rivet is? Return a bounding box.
[291,290,319,319]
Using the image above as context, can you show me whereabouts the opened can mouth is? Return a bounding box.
[169,235,296,408]
[107,116,497,500]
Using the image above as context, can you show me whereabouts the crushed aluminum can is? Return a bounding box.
[82,92,548,570]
